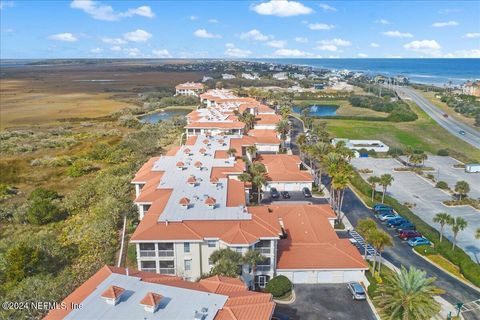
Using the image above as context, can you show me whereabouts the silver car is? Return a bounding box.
[347,282,366,300]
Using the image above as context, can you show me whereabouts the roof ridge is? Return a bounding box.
[328,241,368,266]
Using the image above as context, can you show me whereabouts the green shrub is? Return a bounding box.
[437,149,449,156]
[265,275,292,298]
[26,187,65,225]
[435,181,449,189]
[67,159,99,178]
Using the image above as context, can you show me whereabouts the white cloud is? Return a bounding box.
[102,37,126,45]
[152,49,171,58]
[315,44,338,51]
[295,37,308,43]
[273,48,313,57]
[432,21,458,27]
[267,40,287,48]
[444,49,480,58]
[464,32,480,39]
[121,6,155,18]
[194,29,222,39]
[70,0,154,21]
[208,19,219,23]
[123,29,152,42]
[90,48,103,53]
[110,46,122,52]
[224,44,251,58]
[404,40,441,56]
[240,29,270,41]
[309,23,334,30]
[382,30,413,38]
[0,1,14,10]
[319,38,351,46]
[370,42,380,48]
[48,33,78,42]
[123,48,141,57]
[318,3,336,12]
[357,53,368,58]
[251,0,313,17]
[375,19,390,25]
[189,15,198,20]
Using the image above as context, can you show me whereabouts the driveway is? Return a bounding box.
[275,284,376,320]
[352,156,480,262]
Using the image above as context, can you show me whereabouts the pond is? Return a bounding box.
[293,105,338,117]
[139,109,191,123]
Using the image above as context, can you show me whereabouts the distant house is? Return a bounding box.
[241,73,260,80]
[463,81,480,97]
[222,73,236,80]
[313,83,325,90]
[272,72,288,81]
[202,76,213,82]
[175,82,204,96]
[291,73,306,80]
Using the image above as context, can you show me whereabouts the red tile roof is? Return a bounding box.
[205,197,216,205]
[258,154,313,182]
[185,121,246,129]
[255,114,281,125]
[140,292,163,307]
[179,197,190,205]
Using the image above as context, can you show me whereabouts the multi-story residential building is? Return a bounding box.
[175,82,204,96]
[272,72,288,80]
[45,265,275,320]
[463,81,480,97]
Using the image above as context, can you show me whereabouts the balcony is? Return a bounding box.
[139,250,156,257]
[255,247,271,254]
[256,265,270,272]
[158,250,174,257]
[159,268,175,275]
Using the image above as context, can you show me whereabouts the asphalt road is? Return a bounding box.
[288,116,480,319]
[395,86,480,149]
[275,284,376,320]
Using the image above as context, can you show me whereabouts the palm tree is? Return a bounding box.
[323,152,343,206]
[332,164,354,221]
[312,142,332,187]
[379,174,394,203]
[249,162,267,204]
[374,266,444,320]
[276,119,290,149]
[449,217,468,250]
[356,218,377,258]
[279,105,292,119]
[227,147,237,158]
[433,212,453,242]
[243,250,266,276]
[238,111,255,130]
[454,180,470,200]
[370,229,392,274]
[246,145,257,159]
[209,248,243,277]
[367,176,380,203]
[409,154,423,168]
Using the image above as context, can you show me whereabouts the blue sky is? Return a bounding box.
[1,0,479,59]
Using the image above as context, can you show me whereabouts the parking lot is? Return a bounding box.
[352,156,480,263]
[274,284,376,320]
[261,191,328,205]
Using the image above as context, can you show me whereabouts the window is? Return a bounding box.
[184,260,191,271]
[231,247,242,253]
[141,261,156,270]
[184,242,190,253]
[139,243,155,250]
[158,243,174,250]
[207,240,217,248]
[159,260,174,268]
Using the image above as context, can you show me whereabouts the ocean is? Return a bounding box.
[252,58,480,86]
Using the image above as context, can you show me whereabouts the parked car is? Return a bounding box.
[375,207,394,216]
[396,222,416,232]
[302,187,312,198]
[443,113,448,118]
[270,188,280,199]
[347,282,366,300]
[373,203,392,212]
[407,237,431,247]
[459,130,466,135]
[386,217,408,227]
[378,213,398,222]
[399,230,422,240]
[281,191,291,199]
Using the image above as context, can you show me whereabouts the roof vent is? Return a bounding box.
[176,161,185,170]
[187,176,197,186]
[101,286,125,305]
[140,292,163,313]
[194,307,209,320]
[179,197,190,209]
[184,148,191,155]
[205,197,216,209]
[199,148,207,155]
[194,161,203,169]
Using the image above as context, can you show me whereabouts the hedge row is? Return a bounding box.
[350,171,480,287]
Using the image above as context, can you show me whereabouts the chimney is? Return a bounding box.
[126,268,129,277]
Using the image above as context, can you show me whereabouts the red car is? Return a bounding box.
[399,230,422,240]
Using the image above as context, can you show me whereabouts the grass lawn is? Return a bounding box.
[321,100,480,162]
[424,254,466,280]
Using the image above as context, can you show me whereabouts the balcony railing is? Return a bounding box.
[159,268,175,275]
[141,268,156,272]
[256,265,270,272]
[158,250,174,257]
[255,247,271,254]
[139,250,156,257]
